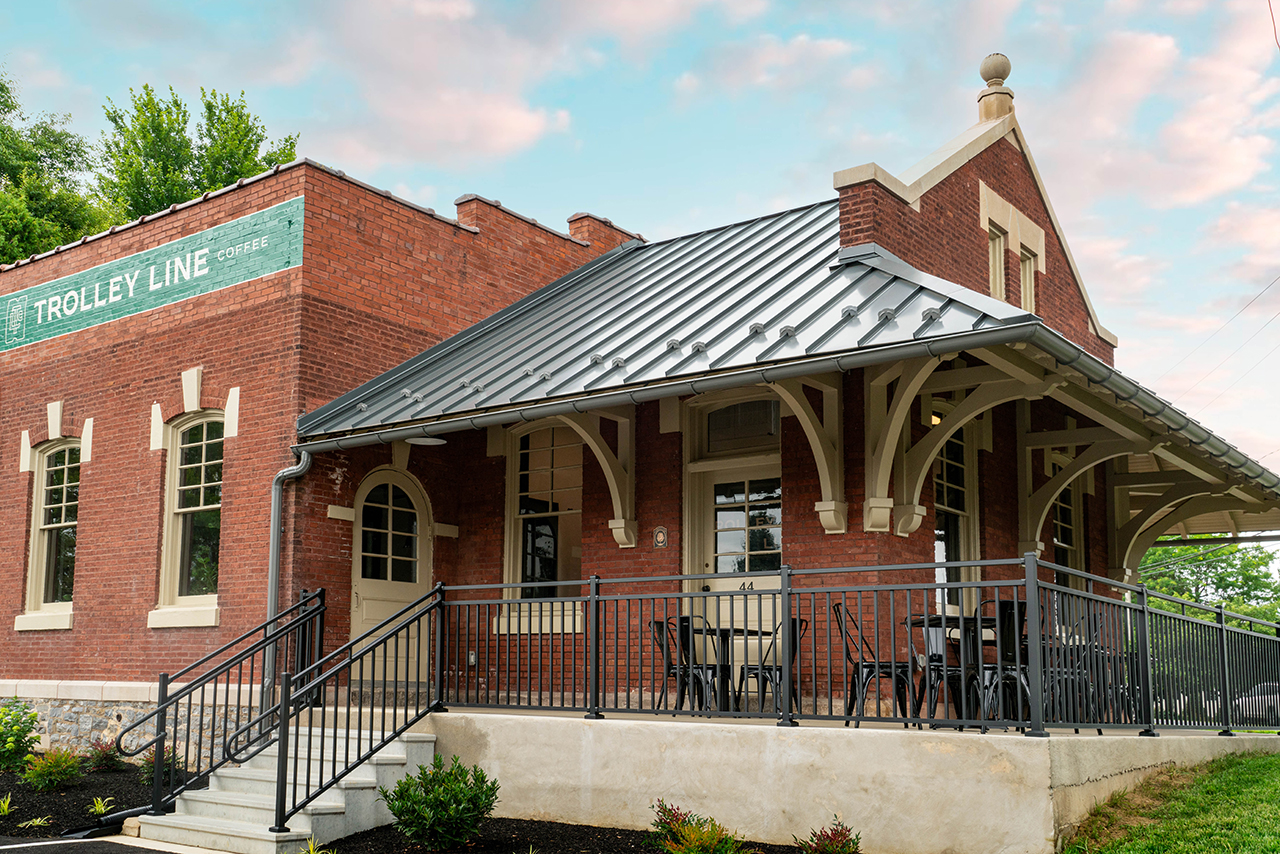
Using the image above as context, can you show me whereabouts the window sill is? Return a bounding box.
[13,610,73,632]
[147,603,220,628]
[491,600,584,635]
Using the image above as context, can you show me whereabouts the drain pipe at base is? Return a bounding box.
[267,450,313,623]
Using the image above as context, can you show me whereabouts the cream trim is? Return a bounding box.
[19,430,31,472]
[436,523,459,538]
[14,609,73,632]
[24,440,82,618]
[0,679,263,705]
[327,504,356,521]
[149,403,165,451]
[487,425,506,457]
[392,440,410,470]
[832,114,1118,347]
[147,602,220,628]
[46,401,62,440]
[181,366,203,413]
[81,418,94,463]
[224,387,240,438]
[659,397,680,434]
[979,182,1045,274]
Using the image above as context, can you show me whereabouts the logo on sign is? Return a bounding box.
[5,296,26,344]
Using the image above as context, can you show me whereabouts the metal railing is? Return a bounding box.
[114,589,326,819]
[433,556,1280,735]
[225,583,444,832]
[120,557,1280,832]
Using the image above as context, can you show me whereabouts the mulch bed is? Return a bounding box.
[0,766,153,839]
[330,818,799,854]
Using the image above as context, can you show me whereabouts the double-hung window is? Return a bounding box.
[16,443,81,630]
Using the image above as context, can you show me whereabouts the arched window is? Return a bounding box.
[360,480,421,584]
[351,468,434,642]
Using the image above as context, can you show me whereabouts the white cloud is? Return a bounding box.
[1071,233,1160,307]
[677,33,868,97]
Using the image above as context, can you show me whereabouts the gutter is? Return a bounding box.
[267,450,313,622]
[291,322,1280,498]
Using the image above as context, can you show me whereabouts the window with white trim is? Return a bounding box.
[932,404,980,607]
[508,424,583,599]
[1021,250,1037,313]
[988,227,1007,301]
[150,412,224,627]
[18,442,81,629]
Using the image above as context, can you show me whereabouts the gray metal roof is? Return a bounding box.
[298,199,1034,440]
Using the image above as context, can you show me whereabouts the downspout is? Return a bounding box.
[268,450,313,622]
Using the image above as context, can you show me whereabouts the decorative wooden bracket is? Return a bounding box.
[895,377,1064,536]
[1114,482,1225,577]
[768,375,845,533]
[555,407,637,548]
[1020,439,1161,555]
[864,357,939,532]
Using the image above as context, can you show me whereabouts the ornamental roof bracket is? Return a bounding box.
[768,374,845,534]
[1116,482,1229,576]
[553,407,636,548]
[1020,438,1160,556]
[863,356,940,532]
[896,377,1044,536]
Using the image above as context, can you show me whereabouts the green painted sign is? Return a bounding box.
[3,196,304,353]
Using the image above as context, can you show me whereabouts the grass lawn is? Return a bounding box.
[1064,751,1280,854]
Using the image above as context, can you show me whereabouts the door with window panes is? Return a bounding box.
[690,399,784,670]
[351,473,434,679]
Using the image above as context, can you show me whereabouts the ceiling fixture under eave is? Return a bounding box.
[406,436,447,446]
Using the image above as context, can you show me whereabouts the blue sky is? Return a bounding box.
[3,0,1279,462]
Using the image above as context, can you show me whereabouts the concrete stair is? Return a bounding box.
[136,727,436,854]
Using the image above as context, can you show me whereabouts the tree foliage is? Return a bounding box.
[0,72,111,265]
[98,85,297,220]
[1140,538,1280,627]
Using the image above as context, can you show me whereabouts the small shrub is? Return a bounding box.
[795,816,861,854]
[83,738,126,772]
[377,754,499,850]
[0,698,39,772]
[87,796,116,816]
[648,800,758,854]
[304,838,336,854]
[137,744,188,786]
[0,792,11,816]
[22,748,83,792]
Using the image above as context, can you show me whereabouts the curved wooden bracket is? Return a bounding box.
[769,377,845,534]
[896,378,1062,535]
[1022,439,1155,548]
[555,410,637,548]
[1115,482,1223,575]
[864,357,939,532]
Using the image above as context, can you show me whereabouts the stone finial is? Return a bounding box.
[977,53,1014,121]
[980,53,1011,87]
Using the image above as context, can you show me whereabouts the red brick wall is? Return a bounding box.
[838,137,1114,364]
[0,164,626,681]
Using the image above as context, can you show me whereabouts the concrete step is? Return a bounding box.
[136,813,312,854]
[137,726,436,853]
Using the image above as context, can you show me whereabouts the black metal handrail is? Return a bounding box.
[113,589,326,819]
[224,583,445,832]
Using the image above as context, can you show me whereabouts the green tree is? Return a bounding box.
[0,72,111,264]
[1140,538,1280,628]
[98,85,297,220]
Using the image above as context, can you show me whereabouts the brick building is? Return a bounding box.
[2,55,1278,767]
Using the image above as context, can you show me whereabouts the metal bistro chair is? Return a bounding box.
[736,615,808,714]
[982,598,1030,725]
[832,602,913,727]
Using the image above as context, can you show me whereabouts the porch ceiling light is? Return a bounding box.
[406,436,447,445]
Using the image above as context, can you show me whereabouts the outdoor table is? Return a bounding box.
[686,623,773,712]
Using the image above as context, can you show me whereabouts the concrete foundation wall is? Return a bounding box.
[418,713,1280,854]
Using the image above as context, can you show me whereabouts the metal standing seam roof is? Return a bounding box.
[298,199,1030,439]
[295,197,1280,501]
